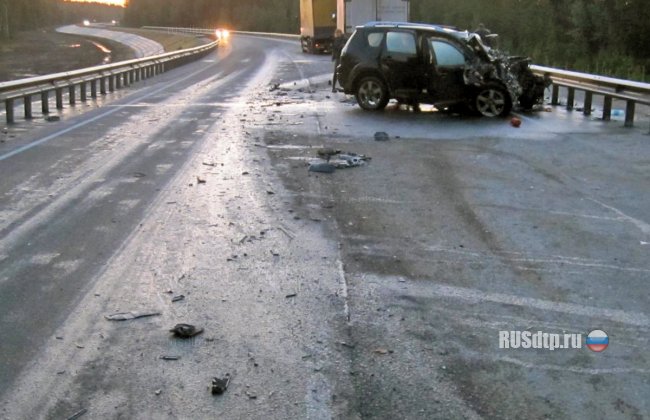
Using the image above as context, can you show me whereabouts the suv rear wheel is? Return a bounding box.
[475,83,512,117]
[355,76,389,111]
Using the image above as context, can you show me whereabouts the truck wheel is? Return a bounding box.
[355,76,389,111]
[475,83,512,117]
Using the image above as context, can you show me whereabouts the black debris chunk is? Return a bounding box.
[169,323,204,338]
[211,374,231,395]
[171,295,185,303]
[374,132,390,141]
[309,162,336,173]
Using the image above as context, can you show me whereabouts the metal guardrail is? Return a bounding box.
[531,65,650,128]
[142,26,300,41]
[0,37,218,124]
[2,26,648,129]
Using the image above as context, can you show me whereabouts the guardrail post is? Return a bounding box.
[90,79,97,98]
[55,88,63,109]
[116,74,122,89]
[566,87,575,110]
[5,99,14,124]
[80,82,87,101]
[100,78,107,95]
[624,100,635,128]
[583,91,592,116]
[551,85,559,106]
[108,76,115,92]
[41,91,49,114]
[24,95,32,119]
[602,96,612,121]
[69,85,76,105]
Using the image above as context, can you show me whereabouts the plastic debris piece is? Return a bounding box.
[285,293,297,298]
[309,162,336,173]
[171,295,185,303]
[170,323,204,338]
[197,176,207,184]
[510,117,522,128]
[374,132,389,141]
[211,374,231,395]
[66,409,87,420]
[160,355,180,361]
[374,348,390,355]
[104,311,161,321]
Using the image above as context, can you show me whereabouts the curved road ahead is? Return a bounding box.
[0,34,648,419]
[56,24,165,57]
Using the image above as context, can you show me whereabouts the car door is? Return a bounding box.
[379,30,421,97]
[425,37,469,103]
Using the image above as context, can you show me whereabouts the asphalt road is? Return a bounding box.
[0,34,649,419]
[57,25,165,58]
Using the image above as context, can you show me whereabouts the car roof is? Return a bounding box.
[359,21,463,34]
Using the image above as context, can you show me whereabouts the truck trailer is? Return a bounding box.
[336,0,410,34]
[300,0,337,53]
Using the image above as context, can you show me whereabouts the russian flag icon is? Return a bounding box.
[586,330,609,352]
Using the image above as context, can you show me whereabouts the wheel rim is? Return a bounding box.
[476,88,506,117]
[358,80,384,109]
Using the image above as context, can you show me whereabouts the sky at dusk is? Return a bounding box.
[67,0,126,7]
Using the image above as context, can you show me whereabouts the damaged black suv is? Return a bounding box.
[337,22,549,117]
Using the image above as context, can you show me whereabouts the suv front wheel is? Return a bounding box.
[355,76,389,111]
[475,83,512,117]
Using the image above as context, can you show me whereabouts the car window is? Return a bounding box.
[386,32,416,55]
[430,40,466,66]
[367,32,384,48]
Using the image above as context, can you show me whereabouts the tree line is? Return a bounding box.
[1,0,647,81]
[123,0,649,81]
[0,0,123,39]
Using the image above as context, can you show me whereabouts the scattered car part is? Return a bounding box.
[169,323,204,338]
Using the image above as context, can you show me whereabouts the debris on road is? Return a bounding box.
[66,408,87,420]
[245,391,258,399]
[374,131,390,141]
[308,162,336,173]
[317,148,341,161]
[171,295,185,303]
[169,323,204,338]
[511,117,522,128]
[332,152,370,169]
[104,311,161,321]
[285,293,297,298]
[374,348,391,355]
[211,374,231,395]
[196,176,207,184]
[155,389,162,396]
[160,355,180,361]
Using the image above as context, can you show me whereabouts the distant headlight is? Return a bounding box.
[215,29,230,41]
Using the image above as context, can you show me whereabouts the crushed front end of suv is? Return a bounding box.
[337,22,550,117]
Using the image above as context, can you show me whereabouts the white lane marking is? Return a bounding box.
[399,280,649,327]
[0,63,223,162]
[588,198,650,235]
